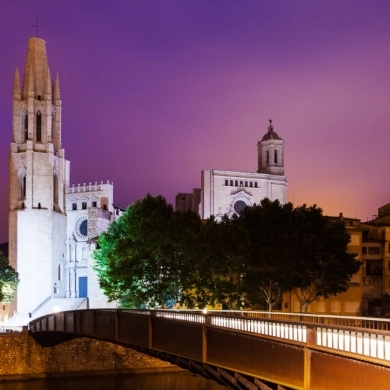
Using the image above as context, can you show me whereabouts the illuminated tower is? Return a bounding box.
[257,120,285,176]
[9,37,69,316]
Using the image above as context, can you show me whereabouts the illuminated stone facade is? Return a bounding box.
[177,121,287,219]
[7,37,119,323]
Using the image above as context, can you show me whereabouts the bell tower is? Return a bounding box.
[9,37,70,316]
[257,120,285,176]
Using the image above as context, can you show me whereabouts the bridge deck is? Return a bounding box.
[29,309,390,390]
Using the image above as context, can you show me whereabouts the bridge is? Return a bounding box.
[29,309,390,390]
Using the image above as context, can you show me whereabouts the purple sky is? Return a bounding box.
[1,1,390,243]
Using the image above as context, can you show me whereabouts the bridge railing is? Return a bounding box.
[0,326,23,333]
[202,309,390,330]
[29,309,390,365]
[150,309,390,363]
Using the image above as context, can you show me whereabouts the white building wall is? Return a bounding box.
[201,169,287,219]
[14,210,67,314]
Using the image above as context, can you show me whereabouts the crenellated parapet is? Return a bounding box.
[67,181,112,194]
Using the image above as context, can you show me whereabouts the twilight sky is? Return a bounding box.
[1,0,390,243]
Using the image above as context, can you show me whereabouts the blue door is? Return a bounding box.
[79,277,88,298]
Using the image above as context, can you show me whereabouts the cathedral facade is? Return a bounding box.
[7,37,119,324]
[176,121,287,218]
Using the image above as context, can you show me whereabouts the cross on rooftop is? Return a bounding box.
[32,16,42,37]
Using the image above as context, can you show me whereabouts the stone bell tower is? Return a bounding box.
[257,120,285,176]
[8,37,70,316]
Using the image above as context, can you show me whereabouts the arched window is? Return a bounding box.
[36,111,42,142]
[58,265,62,281]
[266,150,270,164]
[22,175,26,198]
[274,149,278,164]
[24,114,28,141]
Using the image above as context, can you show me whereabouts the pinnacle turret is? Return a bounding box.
[27,66,34,98]
[53,73,61,101]
[45,69,52,98]
[13,68,21,100]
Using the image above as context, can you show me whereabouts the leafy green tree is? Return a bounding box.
[291,205,361,312]
[94,194,360,313]
[0,252,19,303]
[93,194,202,308]
[238,200,361,312]
[180,214,247,309]
[238,199,295,310]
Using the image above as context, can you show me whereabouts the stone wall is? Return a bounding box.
[0,332,177,380]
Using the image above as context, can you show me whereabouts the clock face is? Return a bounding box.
[234,200,247,214]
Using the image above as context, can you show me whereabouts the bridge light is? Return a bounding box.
[202,308,208,314]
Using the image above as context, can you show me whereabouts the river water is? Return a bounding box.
[0,371,227,390]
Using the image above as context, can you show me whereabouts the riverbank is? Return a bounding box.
[0,331,179,381]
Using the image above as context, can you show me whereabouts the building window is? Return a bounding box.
[250,182,253,188]
[255,182,258,188]
[24,114,28,141]
[58,265,62,281]
[240,181,243,187]
[362,247,367,255]
[36,111,42,142]
[225,179,228,186]
[368,247,380,254]
[266,150,269,164]
[230,180,233,186]
[245,181,248,187]
[22,175,26,198]
[92,201,97,207]
[82,202,87,210]
[72,203,77,210]
[274,149,278,164]
[2,305,5,311]
[235,180,238,186]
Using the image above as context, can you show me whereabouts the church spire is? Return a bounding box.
[22,37,49,100]
[13,68,21,100]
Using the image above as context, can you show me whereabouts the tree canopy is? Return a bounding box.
[93,195,361,311]
[0,251,19,304]
[93,194,203,308]
[239,200,361,311]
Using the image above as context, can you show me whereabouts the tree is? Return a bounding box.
[238,199,295,310]
[238,200,361,312]
[93,194,203,309]
[179,214,247,309]
[291,205,361,312]
[94,195,360,313]
[0,252,19,304]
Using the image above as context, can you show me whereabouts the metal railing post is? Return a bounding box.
[202,314,211,363]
